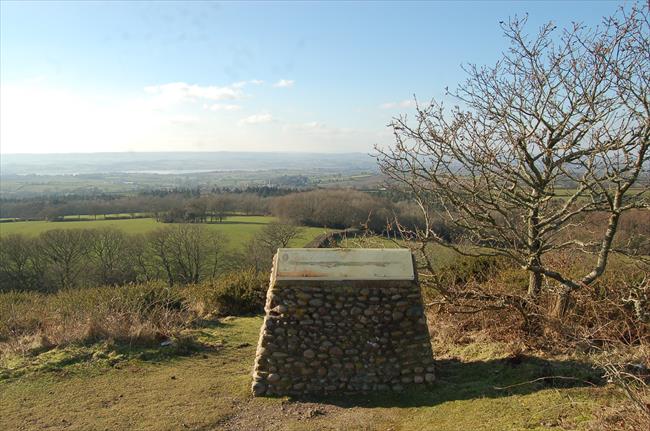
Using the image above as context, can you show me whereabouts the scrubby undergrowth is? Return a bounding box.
[0,270,267,358]
[423,254,650,430]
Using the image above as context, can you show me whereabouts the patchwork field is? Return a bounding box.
[0,216,330,250]
[0,316,621,431]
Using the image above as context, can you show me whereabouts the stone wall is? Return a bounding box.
[251,251,435,396]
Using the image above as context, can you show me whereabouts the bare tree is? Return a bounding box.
[168,224,226,284]
[210,194,233,223]
[89,228,137,285]
[243,222,304,273]
[146,225,226,285]
[146,228,176,286]
[376,6,649,319]
[39,229,92,289]
[0,235,44,292]
[256,222,303,251]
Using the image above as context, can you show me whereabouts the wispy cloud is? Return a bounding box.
[272,79,294,88]
[379,99,416,109]
[145,82,243,101]
[205,103,242,111]
[238,113,273,125]
[142,82,247,110]
[144,80,267,112]
[232,79,264,88]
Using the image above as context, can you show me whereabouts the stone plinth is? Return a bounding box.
[251,248,435,396]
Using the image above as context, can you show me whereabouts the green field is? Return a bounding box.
[0,316,620,431]
[0,216,330,251]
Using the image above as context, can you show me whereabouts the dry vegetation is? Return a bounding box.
[0,271,268,361]
[420,252,649,430]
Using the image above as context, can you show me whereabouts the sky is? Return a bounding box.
[0,0,628,154]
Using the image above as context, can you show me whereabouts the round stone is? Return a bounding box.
[329,346,343,356]
[303,349,316,359]
[267,373,281,383]
[252,381,267,396]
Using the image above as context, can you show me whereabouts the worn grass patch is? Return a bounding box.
[0,316,623,431]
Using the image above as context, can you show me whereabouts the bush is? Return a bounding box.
[429,254,511,288]
[185,269,268,317]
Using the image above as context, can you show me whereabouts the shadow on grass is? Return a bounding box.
[110,320,238,363]
[287,355,604,408]
[0,320,244,381]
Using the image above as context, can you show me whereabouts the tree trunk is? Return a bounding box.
[525,267,543,335]
[551,289,572,319]
[527,270,542,298]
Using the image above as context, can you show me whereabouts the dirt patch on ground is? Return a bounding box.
[218,398,344,431]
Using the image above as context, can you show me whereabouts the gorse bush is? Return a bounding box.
[185,269,268,317]
[212,270,267,315]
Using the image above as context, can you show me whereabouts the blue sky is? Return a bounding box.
[0,0,625,154]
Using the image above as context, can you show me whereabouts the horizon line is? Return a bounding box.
[1,150,376,156]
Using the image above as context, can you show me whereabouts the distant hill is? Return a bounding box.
[0,151,378,175]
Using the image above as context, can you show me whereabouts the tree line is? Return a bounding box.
[0,188,421,232]
[0,222,304,293]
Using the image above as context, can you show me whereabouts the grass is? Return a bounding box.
[338,235,461,270]
[0,217,160,236]
[61,213,150,220]
[0,316,622,431]
[0,216,330,251]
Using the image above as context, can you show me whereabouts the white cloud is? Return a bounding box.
[272,79,294,88]
[206,103,242,111]
[379,99,416,109]
[143,82,244,109]
[232,79,264,88]
[238,113,273,125]
[143,80,264,111]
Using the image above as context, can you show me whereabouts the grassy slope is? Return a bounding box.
[0,216,330,251]
[339,236,461,269]
[0,317,619,431]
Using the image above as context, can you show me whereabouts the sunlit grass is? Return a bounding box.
[0,216,330,250]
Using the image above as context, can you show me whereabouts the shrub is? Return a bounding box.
[185,269,268,317]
